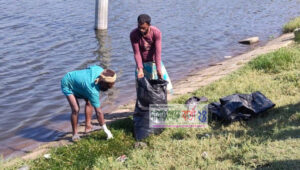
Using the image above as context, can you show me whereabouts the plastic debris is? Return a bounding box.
[44,153,51,159]
[116,155,127,163]
[201,151,208,159]
[18,165,29,170]
[196,133,210,139]
[224,56,232,59]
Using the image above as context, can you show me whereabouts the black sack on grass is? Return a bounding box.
[208,91,275,123]
[134,77,168,140]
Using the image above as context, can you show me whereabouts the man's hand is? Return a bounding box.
[157,70,163,79]
[137,68,144,78]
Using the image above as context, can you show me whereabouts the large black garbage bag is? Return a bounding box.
[208,91,275,123]
[134,113,164,140]
[134,77,168,140]
[208,102,223,121]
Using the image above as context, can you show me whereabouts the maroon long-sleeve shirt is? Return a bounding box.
[130,26,162,72]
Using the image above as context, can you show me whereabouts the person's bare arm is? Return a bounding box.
[94,107,105,126]
[154,30,162,79]
[94,106,113,139]
[130,31,144,78]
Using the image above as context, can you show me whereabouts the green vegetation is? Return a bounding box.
[5,44,300,169]
[283,16,300,33]
[248,48,298,73]
[5,118,136,169]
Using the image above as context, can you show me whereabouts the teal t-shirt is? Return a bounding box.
[65,65,104,108]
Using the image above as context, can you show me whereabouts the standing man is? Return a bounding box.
[130,14,173,92]
[61,65,116,141]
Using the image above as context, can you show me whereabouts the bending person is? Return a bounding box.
[61,65,116,141]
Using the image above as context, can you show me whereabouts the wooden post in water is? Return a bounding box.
[95,0,108,30]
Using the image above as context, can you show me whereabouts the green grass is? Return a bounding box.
[6,44,300,169]
[248,47,299,73]
[5,118,136,170]
[283,16,300,33]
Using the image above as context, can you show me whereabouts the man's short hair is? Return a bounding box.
[137,14,151,25]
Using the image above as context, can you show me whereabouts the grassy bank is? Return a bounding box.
[6,42,300,169]
[283,16,300,33]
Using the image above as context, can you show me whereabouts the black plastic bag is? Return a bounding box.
[134,77,168,140]
[134,77,168,114]
[208,91,275,123]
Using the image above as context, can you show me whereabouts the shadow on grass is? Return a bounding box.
[246,102,300,141]
[211,102,300,142]
[104,112,134,121]
[256,159,300,170]
[108,117,134,135]
[171,130,191,140]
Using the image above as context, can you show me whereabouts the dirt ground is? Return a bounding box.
[4,32,295,165]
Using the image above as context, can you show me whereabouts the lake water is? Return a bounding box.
[0,0,300,159]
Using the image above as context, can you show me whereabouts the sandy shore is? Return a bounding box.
[4,32,294,165]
